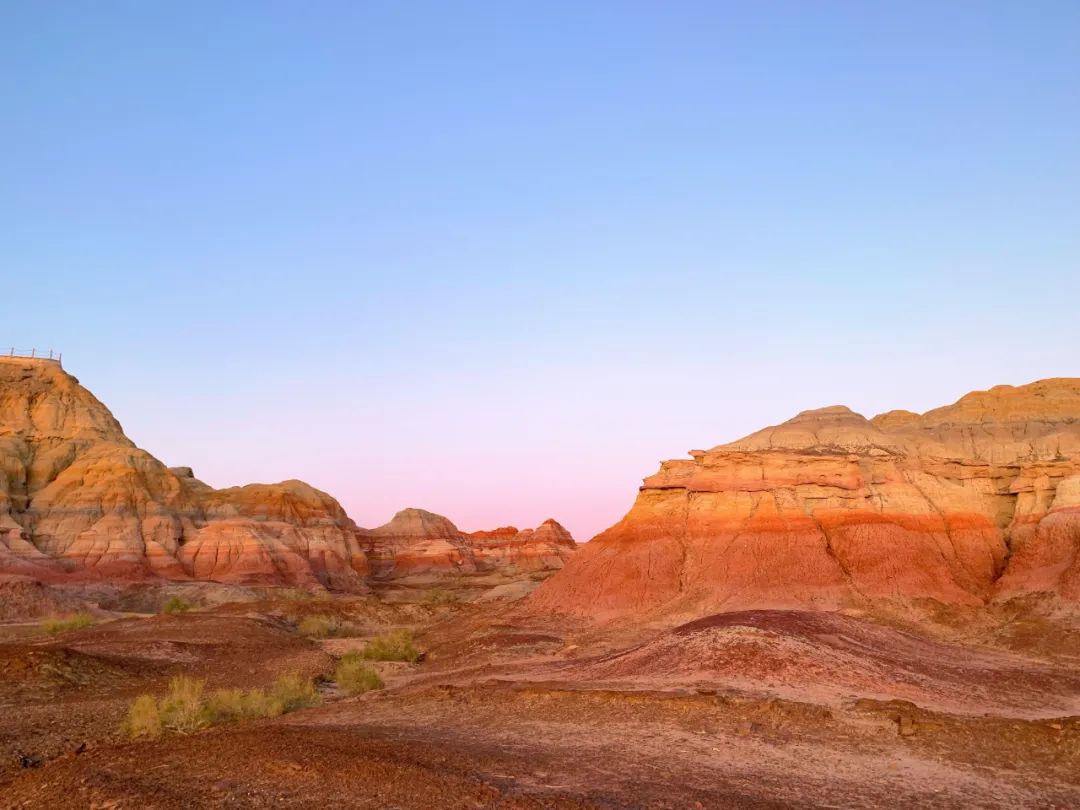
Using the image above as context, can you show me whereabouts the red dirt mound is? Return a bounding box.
[566,610,1080,717]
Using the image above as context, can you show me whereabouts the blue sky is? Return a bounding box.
[3,1,1078,538]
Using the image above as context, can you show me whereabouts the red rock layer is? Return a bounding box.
[361,509,575,581]
[531,379,1080,624]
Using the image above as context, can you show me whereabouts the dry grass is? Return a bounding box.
[336,652,384,695]
[126,694,163,739]
[125,673,321,739]
[269,672,322,711]
[422,588,461,606]
[40,612,95,635]
[161,596,192,614]
[361,630,420,663]
[296,614,359,639]
[157,675,209,734]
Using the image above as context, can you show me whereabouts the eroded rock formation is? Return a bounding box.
[363,508,576,582]
[530,379,1080,623]
[0,358,574,592]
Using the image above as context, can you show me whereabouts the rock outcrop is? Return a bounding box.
[530,379,1080,623]
[363,508,576,582]
[0,357,370,590]
[0,357,574,594]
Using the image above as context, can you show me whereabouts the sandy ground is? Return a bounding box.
[1,598,1078,809]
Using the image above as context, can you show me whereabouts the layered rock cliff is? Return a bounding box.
[530,379,1080,623]
[0,357,370,590]
[0,357,574,593]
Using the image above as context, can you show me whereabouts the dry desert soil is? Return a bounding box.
[1,594,1078,810]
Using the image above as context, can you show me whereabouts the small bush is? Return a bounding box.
[336,652,384,695]
[361,630,420,663]
[270,673,322,712]
[161,596,192,614]
[296,614,338,638]
[204,687,284,724]
[158,675,209,734]
[124,673,319,739]
[41,612,95,635]
[126,694,163,739]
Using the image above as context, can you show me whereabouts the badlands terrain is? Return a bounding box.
[1,355,1078,808]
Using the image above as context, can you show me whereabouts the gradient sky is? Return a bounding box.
[3,2,1078,540]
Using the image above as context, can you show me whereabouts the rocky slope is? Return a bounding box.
[0,357,574,593]
[530,379,1080,623]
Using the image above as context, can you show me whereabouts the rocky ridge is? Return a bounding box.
[0,357,574,593]
[530,378,1080,623]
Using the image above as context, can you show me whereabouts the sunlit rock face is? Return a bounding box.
[530,379,1080,624]
[0,357,575,593]
[0,357,368,590]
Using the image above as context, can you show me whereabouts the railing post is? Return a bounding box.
[30,348,35,358]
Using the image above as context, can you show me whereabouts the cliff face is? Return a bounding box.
[530,379,1080,623]
[0,357,370,590]
[0,357,575,592]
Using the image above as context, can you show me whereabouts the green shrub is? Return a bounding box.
[161,596,192,615]
[361,630,420,663]
[336,652,384,695]
[41,612,95,635]
[270,673,322,712]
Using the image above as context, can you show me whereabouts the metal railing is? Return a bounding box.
[5,348,63,366]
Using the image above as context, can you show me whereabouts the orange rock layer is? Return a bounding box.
[531,379,1080,623]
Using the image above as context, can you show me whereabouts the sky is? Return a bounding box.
[2,1,1078,540]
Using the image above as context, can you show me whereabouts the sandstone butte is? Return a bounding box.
[0,357,574,591]
[529,378,1080,624]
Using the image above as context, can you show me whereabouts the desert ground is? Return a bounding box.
[2,587,1077,810]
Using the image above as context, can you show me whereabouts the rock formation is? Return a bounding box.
[0,357,574,593]
[0,357,370,590]
[363,508,576,582]
[530,379,1080,623]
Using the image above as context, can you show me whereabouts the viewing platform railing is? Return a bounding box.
[4,348,63,366]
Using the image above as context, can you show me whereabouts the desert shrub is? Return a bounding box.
[204,687,285,723]
[422,588,460,606]
[361,630,420,663]
[126,694,163,739]
[158,675,209,734]
[41,612,94,635]
[269,673,322,712]
[161,596,192,614]
[296,614,338,638]
[336,652,384,695]
[125,674,319,739]
[296,614,359,639]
